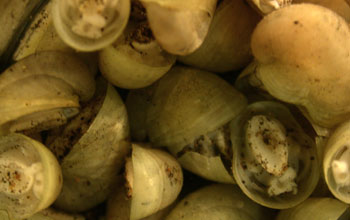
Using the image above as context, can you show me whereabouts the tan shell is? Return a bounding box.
[293,0,350,22]
[251,4,350,128]
[0,0,44,63]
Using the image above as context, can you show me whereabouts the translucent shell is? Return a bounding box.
[230,101,319,209]
[52,0,130,51]
[0,133,62,219]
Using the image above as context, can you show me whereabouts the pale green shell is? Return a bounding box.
[106,143,182,220]
[53,83,130,212]
[0,51,95,134]
[146,65,247,183]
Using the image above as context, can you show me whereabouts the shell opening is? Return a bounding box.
[243,115,298,196]
[0,159,43,198]
[6,107,79,134]
[331,146,350,190]
[67,0,119,39]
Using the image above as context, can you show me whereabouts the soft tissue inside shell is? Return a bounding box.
[240,115,302,197]
[66,0,119,39]
[177,124,232,166]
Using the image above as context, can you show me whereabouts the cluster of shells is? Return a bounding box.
[1,0,350,219]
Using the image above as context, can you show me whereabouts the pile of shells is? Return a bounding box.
[0,0,350,219]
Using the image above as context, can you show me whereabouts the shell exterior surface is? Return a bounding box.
[178,0,261,73]
[147,65,247,150]
[0,208,86,220]
[251,3,350,128]
[52,0,131,51]
[0,0,45,66]
[139,0,217,55]
[13,1,98,75]
[0,51,95,134]
[50,82,130,212]
[165,184,271,220]
[293,0,350,22]
[99,22,175,89]
[323,120,350,204]
[106,175,176,220]
[126,85,156,142]
[230,101,319,209]
[126,143,183,220]
[146,65,247,183]
[0,133,62,220]
[276,197,349,220]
